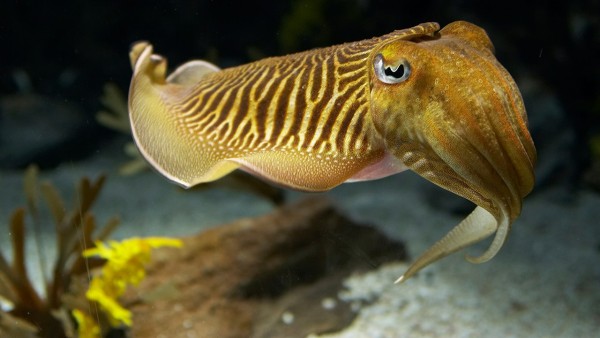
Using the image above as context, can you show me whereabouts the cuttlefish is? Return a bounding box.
[128,21,536,283]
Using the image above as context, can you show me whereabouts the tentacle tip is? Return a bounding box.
[395,266,419,284]
[465,253,492,264]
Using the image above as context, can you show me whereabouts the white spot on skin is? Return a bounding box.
[413,158,427,169]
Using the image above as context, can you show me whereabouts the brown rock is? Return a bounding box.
[126,197,405,338]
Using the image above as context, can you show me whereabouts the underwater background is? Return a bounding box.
[1,0,599,337]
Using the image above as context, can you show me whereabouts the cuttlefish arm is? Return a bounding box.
[128,21,536,282]
[395,206,497,283]
[369,22,536,281]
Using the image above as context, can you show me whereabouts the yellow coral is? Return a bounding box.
[72,309,100,338]
[77,237,183,332]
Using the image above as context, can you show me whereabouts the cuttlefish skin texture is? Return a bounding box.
[128,21,536,282]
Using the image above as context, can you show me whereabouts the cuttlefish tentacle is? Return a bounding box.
[128,21,536,282]
[396,206,497,283]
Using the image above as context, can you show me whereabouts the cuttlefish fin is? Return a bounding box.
[395,206,498,283]
[129,42,221,82]
[166,60,221,85]
[128,42,238,187]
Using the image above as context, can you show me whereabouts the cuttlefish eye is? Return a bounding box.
[374,54,411,84]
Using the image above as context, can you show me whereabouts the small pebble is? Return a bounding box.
[281,311,295,325]
[182,319,193,329]
[0,297,14,312]
[350,301,362,312]
[321,297,337,310]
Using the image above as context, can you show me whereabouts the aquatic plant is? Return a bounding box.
[96,83,148,176]
[96,83,130,134]
[0,165,119,337]
[73,237,183,337]
[279,0,327,52]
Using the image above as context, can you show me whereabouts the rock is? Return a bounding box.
[125,197,405,338]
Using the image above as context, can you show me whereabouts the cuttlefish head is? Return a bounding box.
[369,21,536,282]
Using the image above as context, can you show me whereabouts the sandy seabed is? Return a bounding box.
[1,140,598,338]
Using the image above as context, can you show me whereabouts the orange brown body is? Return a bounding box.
[128,21,536,282]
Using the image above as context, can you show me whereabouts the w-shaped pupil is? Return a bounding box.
[385,65,405,78]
